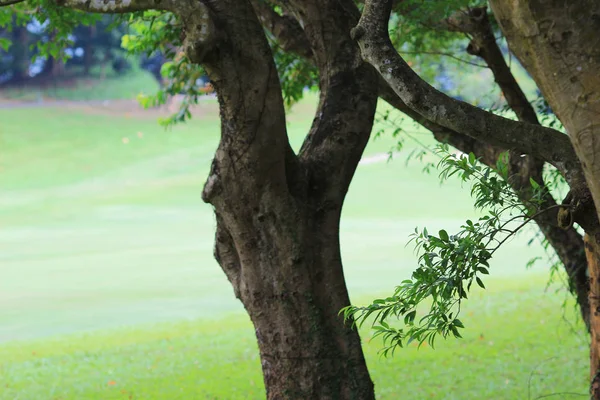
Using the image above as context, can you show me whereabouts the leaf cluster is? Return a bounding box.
[342,144,551,355]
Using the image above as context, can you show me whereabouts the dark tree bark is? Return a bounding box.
[182,1,377,398]
[489,0,600,223]
[8,0,377,397]
[588,234,600,400]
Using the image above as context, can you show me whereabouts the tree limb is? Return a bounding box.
[189,0,292,208]
[377,6,591,328]
[352,0,585,190]
[443,7,539,124]
[0,0,25,7]
[284,0,378,201]
[249,0,313,59]
[57,0,175,13]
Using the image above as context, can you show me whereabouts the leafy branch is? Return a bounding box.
[342,144,560,355]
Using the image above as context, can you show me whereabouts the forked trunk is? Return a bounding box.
[182,1,378,397]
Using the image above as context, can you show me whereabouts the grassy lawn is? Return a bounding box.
[0,95,589,399]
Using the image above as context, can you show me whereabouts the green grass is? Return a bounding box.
[0,94,589,398]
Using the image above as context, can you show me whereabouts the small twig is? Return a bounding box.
[533,392,588,399]
[400,50,488,68]
[489,205,564,255]
[528,357,558,400]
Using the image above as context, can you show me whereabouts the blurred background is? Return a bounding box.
[0,14,588,400]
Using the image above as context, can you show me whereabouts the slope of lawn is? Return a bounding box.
[0,94,589,399]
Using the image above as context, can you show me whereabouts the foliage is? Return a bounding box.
[342,144,556,355]
[121,11,210,127]
[1,3,100,62]
[389,0,487,82]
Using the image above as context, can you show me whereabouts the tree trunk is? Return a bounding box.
[213,208,374,399]
[488,0,600,220]
[181,1,378,398]
[488,0,600,388]
[587,233,600,399]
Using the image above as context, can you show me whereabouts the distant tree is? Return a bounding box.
[2,0,600,398]
[70,16,131,76]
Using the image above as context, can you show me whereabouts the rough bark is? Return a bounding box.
[352,0,587,195]
[10,0,376,396]
[487,0,600,387]
[250,0,313,60]
[587,233,600,399]
[488,0,600,222]
[185,1,377,398]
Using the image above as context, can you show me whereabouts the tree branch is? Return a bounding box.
[0,0,25,7]
[283,0,378,201]
[57,0,175,13]
[376,5,591,328]
[444,7,539,124]
[189,0,292,208]
[352,0,585,190]
[249,0,313,59]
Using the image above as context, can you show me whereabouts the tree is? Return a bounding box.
[2,0,599,398]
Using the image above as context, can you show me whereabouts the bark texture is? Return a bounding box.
[488,0,600,388]
[489,0,600,222]
[184,1,377,398]
[587,234,600,399]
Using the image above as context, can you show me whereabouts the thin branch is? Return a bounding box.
[0,0,25,6]
[533,392,588,399]
[489,204,564,255]
[400,50,488,68]
[59,0,175,13]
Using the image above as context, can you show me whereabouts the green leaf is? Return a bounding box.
[468,152,476,165]
[476,277,485,289]
[529,177,540,190]
[477,266,489,275]
[439,229,449,242]
[0,37,10,51]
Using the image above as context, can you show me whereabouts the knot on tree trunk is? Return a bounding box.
[202,159,222,204]
[180,4,221,64]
